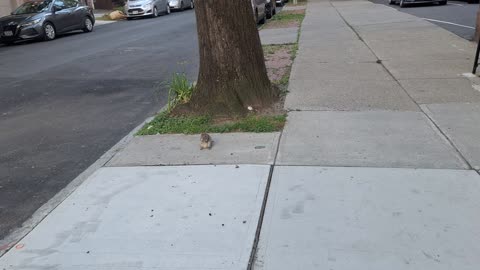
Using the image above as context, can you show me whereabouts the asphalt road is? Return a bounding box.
[369,0,479,40]
[0,11,199,240]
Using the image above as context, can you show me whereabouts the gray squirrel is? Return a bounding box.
[200,133,213,150]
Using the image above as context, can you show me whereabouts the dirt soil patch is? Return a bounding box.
[265,46,294,83]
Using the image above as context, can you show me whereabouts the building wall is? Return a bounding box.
[0,0,25,17]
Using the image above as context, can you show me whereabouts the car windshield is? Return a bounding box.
[12,0,53,15]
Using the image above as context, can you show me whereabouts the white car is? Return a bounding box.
[168,0,194,11]
[125,0,170,19]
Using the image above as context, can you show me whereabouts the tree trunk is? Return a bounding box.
[476,5,480,42]
[189,0,277,116]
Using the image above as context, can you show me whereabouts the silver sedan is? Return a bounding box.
[125,0,170,19]
[168,0,194,11]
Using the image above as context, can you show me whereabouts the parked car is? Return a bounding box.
[389,0,446,7]
[252,0,267,24]
[276,0,289,6]
[0,0,94,45]
[265,0,276,19]
[125,0,170,19]
[168,0,194,11]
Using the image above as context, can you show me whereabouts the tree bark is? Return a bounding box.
[476,5,480,42]
[188,0,277,116]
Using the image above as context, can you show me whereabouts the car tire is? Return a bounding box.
[165,4,171,14]
[259,14,266,24]
[151,6,158,17]
[278,0,284,7]
[399,0,406,7]
[83,17,93,32]
[388,0,396,4]
[266,6,272,19]
[190,0,194,9]
[43,22,56,41]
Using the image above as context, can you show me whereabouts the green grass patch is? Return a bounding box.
[270,12,305,22]
[167,73,194,112]
[262,44,295,56]
[138,113,287,135]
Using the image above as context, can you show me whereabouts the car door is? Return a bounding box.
[258,0,266,19]
[63,0,84,30]
[51,0,71,33]
[156,0,165,13]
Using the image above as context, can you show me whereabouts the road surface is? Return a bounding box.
[0,11,199,240]
[369,0,479,40]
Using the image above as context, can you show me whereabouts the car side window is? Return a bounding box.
[64,0,79,8]
[54,0,66,10]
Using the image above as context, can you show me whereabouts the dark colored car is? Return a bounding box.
[265,0,276,19]
[0,0,95,45]
[389,0,446,7]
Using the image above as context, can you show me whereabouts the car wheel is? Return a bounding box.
[278,0,284,7]
[190,0,194,9]
[399,0,406,7]
[151,6,158,17]
[83,17,93,32]
[43,22,56,41]
[388,0,396,4]
[266,6,272,19]
[166,4,171,14]
[259,13,266,24]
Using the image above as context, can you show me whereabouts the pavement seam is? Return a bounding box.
[247,165,274,270]
[420,104,474,169]
[331,0,473,170]
[246,3,300,267]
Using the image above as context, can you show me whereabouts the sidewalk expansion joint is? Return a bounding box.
[247,165,275,270]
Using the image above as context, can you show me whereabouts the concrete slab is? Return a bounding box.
[365,39,472,61]
[355,19,436,31]
[335,7,420,26]
[423,102,480,169]
[107,132,280,166]
[300,27,357,42]
[276,111,467,169]
[291,62,393,81]
[260,28,298,45]
[383,59,471,79]
[399,78,480,104]
[255,166,480,270]
[284,79,419,111]
[299,26,356,41]
[297,39,377,63]
[282,5,306,11]
[0,165,270,270]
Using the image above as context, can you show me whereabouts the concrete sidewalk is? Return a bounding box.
[256,0,480,269]
[2,0,480,269]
